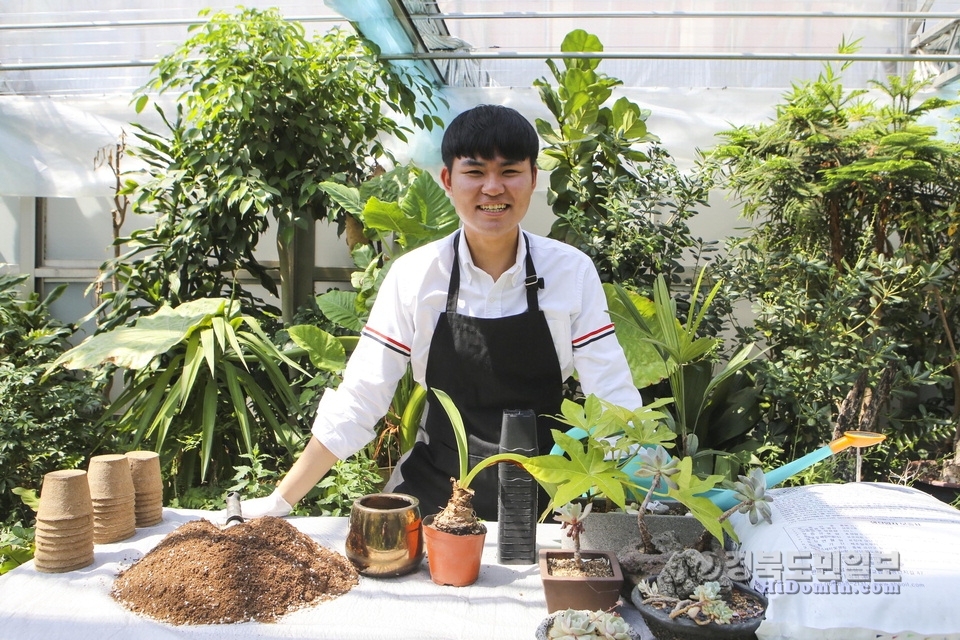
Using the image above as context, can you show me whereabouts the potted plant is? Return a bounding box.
[421,390,671,589]
[627,467,773,640]
[535,608,642,640]
[547,394,731,556]
[540,502,623,613]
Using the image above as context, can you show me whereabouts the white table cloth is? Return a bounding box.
[0,508,653,639]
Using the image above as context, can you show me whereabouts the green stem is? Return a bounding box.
[461,453,531,489]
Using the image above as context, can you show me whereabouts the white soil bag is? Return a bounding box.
[731,482,960,640]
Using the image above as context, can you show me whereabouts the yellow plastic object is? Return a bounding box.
[828,431,886,454]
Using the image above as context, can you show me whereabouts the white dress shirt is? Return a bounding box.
[311,228,643,460]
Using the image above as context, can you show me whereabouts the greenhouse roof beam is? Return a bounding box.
[381,51,960,63]
[413,10,960,21]
[911,18,960,86]
[0,16,342,31]
[8,51,960,73]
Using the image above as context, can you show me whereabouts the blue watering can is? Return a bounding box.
[549,429,886,510]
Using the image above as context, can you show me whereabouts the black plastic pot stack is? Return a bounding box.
[497,409,539,564]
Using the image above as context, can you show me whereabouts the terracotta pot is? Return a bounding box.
[539,548,624,613]
[630,579,767,640]
[422,514,486,587]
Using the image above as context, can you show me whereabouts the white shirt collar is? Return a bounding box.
[456,226,529,286]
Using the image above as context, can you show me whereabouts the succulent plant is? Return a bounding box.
[555,501,592,570]
[690,582,735,625]
[548,609,594,639]
[547,609,633,640]
[633,445,681,492]
[631,445,682,552]
[721,467,773,525]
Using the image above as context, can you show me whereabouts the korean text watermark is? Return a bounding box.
[724,550,902,595]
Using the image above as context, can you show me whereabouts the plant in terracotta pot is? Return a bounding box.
[423,390,671,591]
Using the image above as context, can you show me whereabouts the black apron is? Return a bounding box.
[394,231,564,520]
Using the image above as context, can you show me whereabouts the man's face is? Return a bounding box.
[440,154,537,245]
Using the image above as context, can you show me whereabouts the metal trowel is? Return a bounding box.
[223,491,244,528]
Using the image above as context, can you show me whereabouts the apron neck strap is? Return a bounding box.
[447,230,542,314]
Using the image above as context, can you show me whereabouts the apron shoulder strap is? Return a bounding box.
[447,230,543,313]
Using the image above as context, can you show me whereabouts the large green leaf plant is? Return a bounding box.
[606,273,761,478]
[313,165,459,467]
[46,298,347,489]
[535,29,716,293]
[100,6,445,328]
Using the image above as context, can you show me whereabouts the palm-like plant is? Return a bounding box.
[607,272,760,476]
[47,298,347,485]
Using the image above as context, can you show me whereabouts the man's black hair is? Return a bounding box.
[441,104,539,171]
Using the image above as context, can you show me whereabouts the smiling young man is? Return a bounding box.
[240,105,641,521]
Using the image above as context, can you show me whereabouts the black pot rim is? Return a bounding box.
[629,577,767,635]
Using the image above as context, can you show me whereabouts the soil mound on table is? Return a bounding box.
[111,516,359,625]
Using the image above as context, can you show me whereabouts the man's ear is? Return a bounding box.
[440,165,453,192]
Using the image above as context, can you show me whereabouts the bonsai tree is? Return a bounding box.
[633,468,773,630]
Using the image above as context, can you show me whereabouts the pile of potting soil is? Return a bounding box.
[111,516,358,625]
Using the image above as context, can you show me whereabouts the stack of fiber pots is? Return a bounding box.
[87,454,137,544]
[125,451,163,527]
[34,469,95,573]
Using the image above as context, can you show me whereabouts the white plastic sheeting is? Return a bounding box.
[0,85,782,199]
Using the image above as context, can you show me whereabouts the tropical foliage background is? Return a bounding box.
[3,11,960,573]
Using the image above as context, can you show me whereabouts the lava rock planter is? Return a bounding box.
[539,549,624,613]
[629,579,767,640]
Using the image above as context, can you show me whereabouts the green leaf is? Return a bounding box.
[316,290,364,332]
[605,283,669,388]
[199,378,218,481]
[432,388,469,483]
[318,181,364,217]
[222,361,253,454]
[48,298,227,371]
[287,324,345,372]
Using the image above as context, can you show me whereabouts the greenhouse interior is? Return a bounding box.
[4,2,960,639]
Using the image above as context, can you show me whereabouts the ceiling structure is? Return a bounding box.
[4,1,960,97]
